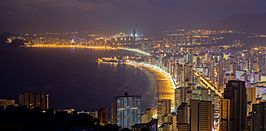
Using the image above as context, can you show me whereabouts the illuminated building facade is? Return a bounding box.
[157,99,171,124]
[224,80,247,131]
[141,107,157,124]
[190,99,214,131]
[111,91,141,129]
[175,87,188,108]
[246,87,257,114]
[18,92,49,110]
[0,99,15,109]
[220,99,230,131]
[98,107,108,125]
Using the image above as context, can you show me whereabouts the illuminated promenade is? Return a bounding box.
[30,44,151,56]
[126,61,176,110]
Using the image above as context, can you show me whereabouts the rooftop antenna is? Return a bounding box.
[124,89,129,96]
[133,29,136,45]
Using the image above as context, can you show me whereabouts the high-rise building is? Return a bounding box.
[220,99,230,131]
[98,107,108,125]
[176,63,185,86]
[262,54,266,74]
[18,92,49,110]
[177,103,189,125]
[208,62,215,83]
[133,29,136,46]
[141,107,157,124]
[190,99,214,131]
[157,99,171,127]
[111,91,141,129]
[224,80,247,131]
[40,92,49,110]
[175,87,188,108]
[246,87,257,114]
[184,64,194,84]
[0,99,15,109]
[252,102,266,131]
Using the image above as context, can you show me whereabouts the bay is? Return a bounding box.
[0,48,156,111]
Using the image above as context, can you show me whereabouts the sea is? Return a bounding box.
[0,48,156,111]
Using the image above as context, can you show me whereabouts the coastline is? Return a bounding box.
[29,44,151,56]
[137,66,158,108]
[27,45,175,110]
[126,61,176,111]
[0,48,153,111]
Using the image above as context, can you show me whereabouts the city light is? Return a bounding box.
[29,44,151,56]
[1,0,266,130]
[2,28,266,131]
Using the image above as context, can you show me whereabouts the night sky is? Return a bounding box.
[1,0,266,33]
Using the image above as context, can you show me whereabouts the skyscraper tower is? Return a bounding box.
[133,29,136,46]
[190,99,214,131]
[175,87,188,108]
[224,80,247,131]
[218,60,224,87]
[111,91,141,129]
[220,99,230,131]
[177,102,189,124]
[40,92,49,110]
[252,102,266,131]
[18,92,49,110]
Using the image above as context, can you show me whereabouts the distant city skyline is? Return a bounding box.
[1,27,266,130]
[0,0,266,33]
[1,1,266,130]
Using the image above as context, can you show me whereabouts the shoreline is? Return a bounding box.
[26,46,175,110]
[28,44,151,56]
[126,61,176,111]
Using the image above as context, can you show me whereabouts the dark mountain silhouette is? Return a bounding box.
[0,32,25,48]
[213,12,266,34]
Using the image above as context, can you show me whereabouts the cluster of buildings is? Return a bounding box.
[108,30,266,131]
[0,92,49,111]
[110,82,265,131]
[2,29,266,130]
[0,92,110,126]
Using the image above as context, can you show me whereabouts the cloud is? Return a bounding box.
[0,0,266,33]
[0,0,96,15]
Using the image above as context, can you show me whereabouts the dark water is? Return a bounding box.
[0,48,156,111]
